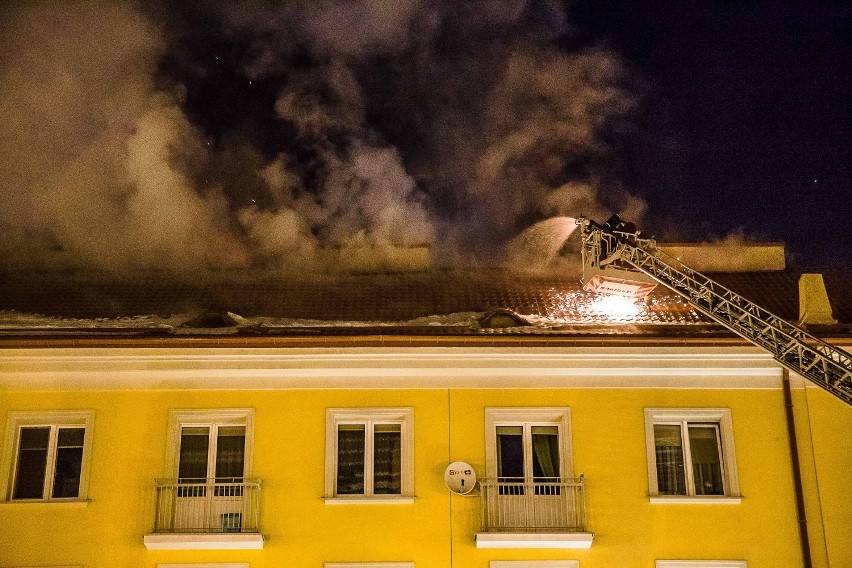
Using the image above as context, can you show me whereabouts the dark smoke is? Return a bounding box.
[0,1,643,280]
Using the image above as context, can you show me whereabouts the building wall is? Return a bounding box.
[795,386,852,568]
[0,346,849,568]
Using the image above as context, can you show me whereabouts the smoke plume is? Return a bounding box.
[0,1,644,280]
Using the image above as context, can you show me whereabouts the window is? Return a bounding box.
[645,408,740,502]
[325,408,414,502]
[485,408,573,485]
[0,411,94,502]
[166,409,254,483]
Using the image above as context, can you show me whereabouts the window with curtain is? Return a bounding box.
[177,424,245,497]
[336,422,401,496]
[496,423,561,495]
[326,408,413,500]
[653,421,724,496]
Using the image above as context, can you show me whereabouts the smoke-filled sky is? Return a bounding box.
[0,1,849,282]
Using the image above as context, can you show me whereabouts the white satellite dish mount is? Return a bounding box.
[444,461,477,495]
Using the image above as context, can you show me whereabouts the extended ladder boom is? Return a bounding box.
[578,216,852,406]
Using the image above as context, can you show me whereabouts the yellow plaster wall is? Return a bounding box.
[448,388,805,568]
[0,386,838,567]
[802,387,852,567]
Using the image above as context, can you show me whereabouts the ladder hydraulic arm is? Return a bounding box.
[577,216,852,406]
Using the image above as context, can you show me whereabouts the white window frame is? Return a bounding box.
[644,408,741,503]
[324,408,414,503]
[11,565,82,568]
[491,562,579,568]
[165,408,255,478]
[157,564,250,568]
[656,561,747,568]
[0,410,95,502]
[325,564,414,568]
[485,407,573,480]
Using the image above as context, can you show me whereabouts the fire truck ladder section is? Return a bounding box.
[577,216,852,406]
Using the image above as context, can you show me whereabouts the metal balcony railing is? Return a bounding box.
[480,477,587,532]
[152,478,261,534]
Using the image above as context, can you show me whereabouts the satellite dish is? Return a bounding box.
[444,461,477,495]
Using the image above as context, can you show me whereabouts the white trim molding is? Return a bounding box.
[644,408,740,501]
[323,496,415,505]
[1,410,95,502]
[656,562,746,568]
[325,564,414,568]
[650,495,742,504]
[476,532,593,549]
[324,408,414,501]
[0,346,787,391]
[158,564,250,568]
[491,562,579,568]
[143,533,263,550]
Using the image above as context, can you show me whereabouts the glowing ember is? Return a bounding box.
[589,295,642,321]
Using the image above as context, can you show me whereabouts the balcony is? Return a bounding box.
[143,478,264,550]
[476,477,594,549]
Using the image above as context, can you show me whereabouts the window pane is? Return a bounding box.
[531,426,560,480]
[374,424,401,494]
[689,424,724,495]
[337,425,365,494]
[178,427,209,481]
[215,426,246,481]
[52,427,84,498]
[13,427,50,499]
[496,426,524,480]
[654,424,686,495]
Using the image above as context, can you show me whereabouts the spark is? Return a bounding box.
[589,294,641,321]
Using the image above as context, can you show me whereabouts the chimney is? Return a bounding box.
[799,273,837,325]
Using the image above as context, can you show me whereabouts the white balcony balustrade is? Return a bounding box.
[479,477,587,533]
[151,478,261,534]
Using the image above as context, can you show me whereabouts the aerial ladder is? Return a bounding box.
[576,215,852,406]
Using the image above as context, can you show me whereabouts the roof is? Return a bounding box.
[1,267,850,340]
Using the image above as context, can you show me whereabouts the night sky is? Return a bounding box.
[0,1,849,283]
[572,1,852,268]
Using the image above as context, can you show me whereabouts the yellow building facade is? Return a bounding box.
[1,341,850,568]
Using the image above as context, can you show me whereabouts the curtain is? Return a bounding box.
[336,426,365,494]
[178,427,209,497]
[373,427,401,494]
[178,427,209,481]
[688,425,723,495]
[532,429,559,479]
[655,445,686,494]
[532,428,560,496]
[654,424,686,494]
[215,426,246,481]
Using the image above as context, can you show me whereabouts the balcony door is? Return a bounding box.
[485,408,574,531]
[175,422,246,532]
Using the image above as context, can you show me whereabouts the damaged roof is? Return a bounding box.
[0,267,850,339]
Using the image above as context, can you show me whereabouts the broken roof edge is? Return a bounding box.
[1,326,850,350]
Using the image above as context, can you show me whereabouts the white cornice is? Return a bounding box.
[0,346,796,391]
